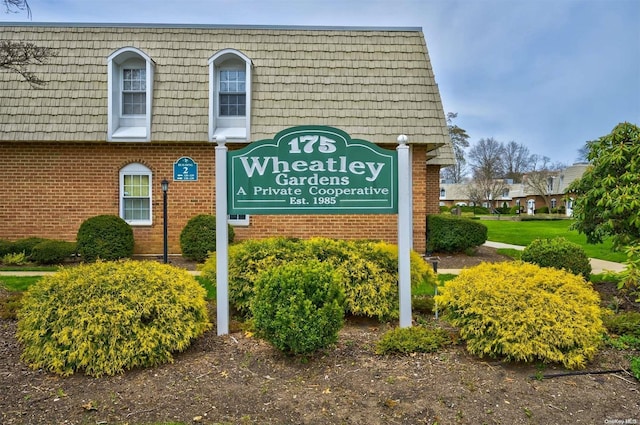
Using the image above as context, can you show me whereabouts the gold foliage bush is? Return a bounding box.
[200,237,437,321]
[17,261,210,377]
[435,262,604,369]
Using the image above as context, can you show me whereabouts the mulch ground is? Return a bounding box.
[1,246,639,425]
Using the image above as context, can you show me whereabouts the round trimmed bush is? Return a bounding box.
[180,214,236,262]
[17,260,210,377]
[426,214,488,253]
[251,259,344,355]
[76,215,134,262]
[30,240,77,265]
[521,237,592,279]
[435,262,604,369]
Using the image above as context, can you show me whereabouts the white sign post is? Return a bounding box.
[397,135,412,328]
[215,136,230,336]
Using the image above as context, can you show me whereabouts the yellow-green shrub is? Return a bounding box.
[375,325,452,355]
[17,261,210,377]
[200,237,304,316]
[304,238,414,320]
[200,237,437,321]
[435,262,604,369]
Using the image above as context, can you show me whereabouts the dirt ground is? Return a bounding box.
[1,247,639,425]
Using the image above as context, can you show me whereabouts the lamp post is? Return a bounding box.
[161,179,169,264]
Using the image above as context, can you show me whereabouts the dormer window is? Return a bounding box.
[209,49,252,142]
[122,68,146,115]
[219,69,246,116]
[108,47,154,142]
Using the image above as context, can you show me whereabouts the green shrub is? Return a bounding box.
[604,334,640,350]
[509,205,522,215]
[460,205,490,215]
[603,311,640,337]
[631,356,640,381]
[76,215,134,262]
[426,214,488,253]
[30,240,77,265]
[180,214,236,262]
[535,206,550,214]
[251,259,344,355]
[12,237,47,257]
[17,260,210,377]
[435,262,604,369]
[0,239,13,257]
[521,237,592,279]
[618,243,640,300]
[375,325,452,355]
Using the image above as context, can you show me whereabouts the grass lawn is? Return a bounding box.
[0,276,42,291]
[481,219,626,263]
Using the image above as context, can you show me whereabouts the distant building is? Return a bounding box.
[439,163,589,216]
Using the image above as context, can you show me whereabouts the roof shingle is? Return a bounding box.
[0,23,453,162]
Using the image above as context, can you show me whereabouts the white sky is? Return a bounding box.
[3,0,639,163]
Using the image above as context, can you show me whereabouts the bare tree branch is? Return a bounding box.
[523,157,565,209]
[0,40,56,87]
[503,141,532,183]
[3,0,31,18]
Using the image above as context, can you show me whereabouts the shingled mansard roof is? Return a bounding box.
[0,23,454,163]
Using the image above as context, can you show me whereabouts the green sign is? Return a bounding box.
[228,126,397,214]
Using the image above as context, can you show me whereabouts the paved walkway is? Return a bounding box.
[439,241,626,275]
[0,242,626,277]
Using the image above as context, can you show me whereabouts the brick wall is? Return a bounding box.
[0,142,439,255]
[0,142,216,254]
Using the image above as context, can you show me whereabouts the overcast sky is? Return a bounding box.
[3,0,639,164]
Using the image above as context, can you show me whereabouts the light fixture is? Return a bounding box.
[161,179,169,263]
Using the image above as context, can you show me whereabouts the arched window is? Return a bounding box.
[209,49,253,142]
[108,47,155,141]
[120,163,152,225]
[440,188,446,198]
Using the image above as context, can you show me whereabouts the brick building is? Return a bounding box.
[0,23,453,255]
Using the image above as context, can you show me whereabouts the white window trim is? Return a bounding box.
[208,49,252,143]
[108,47,155,142]
[119,163,153,226]
[228,214,250,226]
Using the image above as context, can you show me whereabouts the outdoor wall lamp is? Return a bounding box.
[161,179,169,264]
